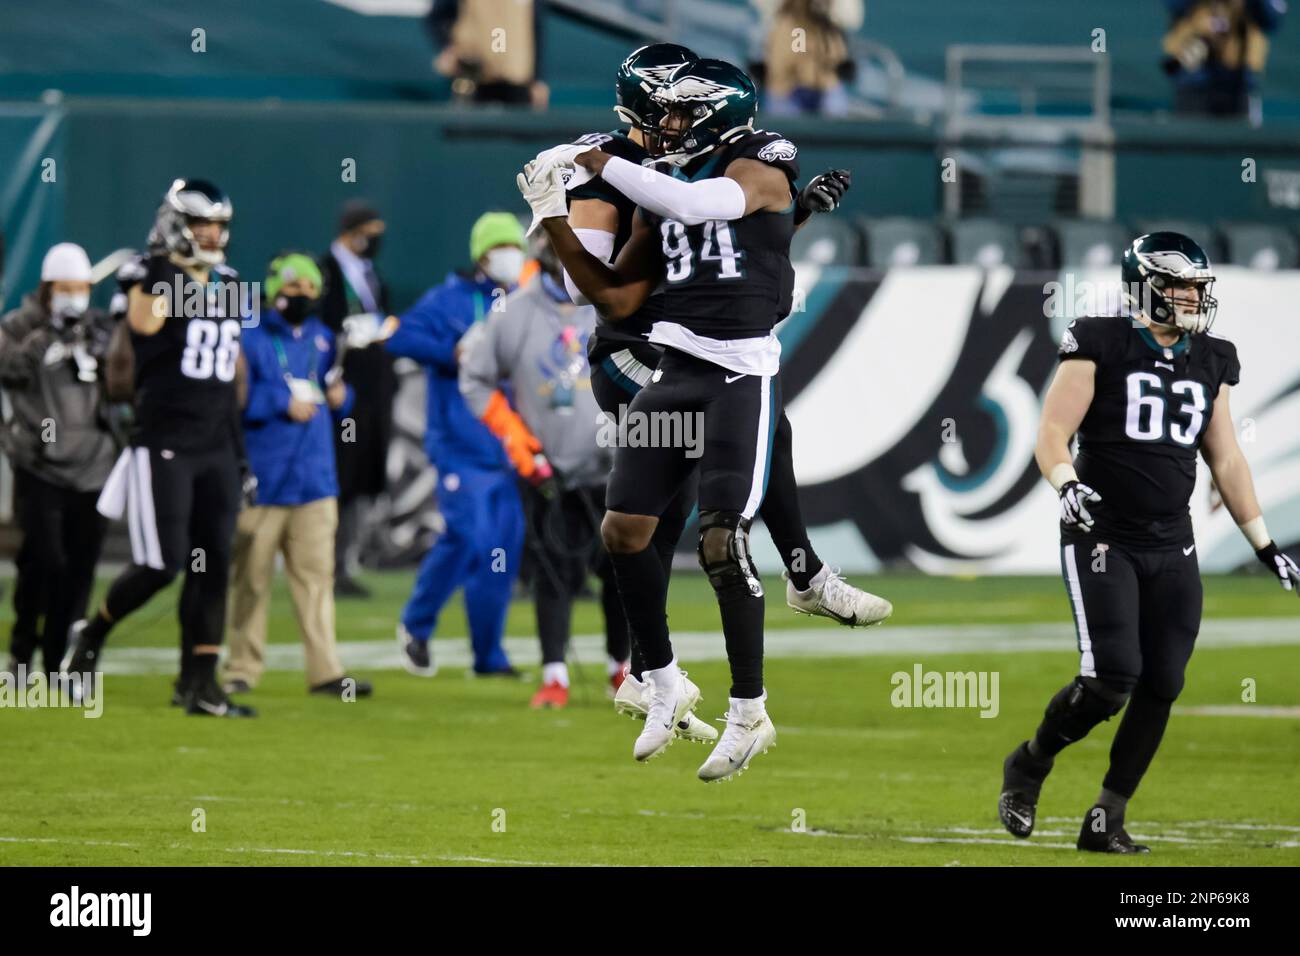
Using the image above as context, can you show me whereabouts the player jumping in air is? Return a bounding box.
[998,232,1299,852]
[62,178,255,717]
[539,44,890,752]
[522,58,868,781]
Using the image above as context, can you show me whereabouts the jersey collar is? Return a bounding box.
[1136,323,1189,358]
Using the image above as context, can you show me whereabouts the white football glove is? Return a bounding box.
[1059,480,1102,532]
[529,143,596,191]
[1255,542,1300,595]
[516,161,570,237]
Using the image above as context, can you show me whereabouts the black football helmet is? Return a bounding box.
[614,43,698,137]
[1121,232,1218,334]
[648,59,758,166]
[148,178,233,267]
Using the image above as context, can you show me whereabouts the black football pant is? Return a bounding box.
[1033,538,1202,798]
[95,443,240,684]
[524,482,629,668]
[592,347,821,683]
[8,468,107,673]
[604,348,780,698]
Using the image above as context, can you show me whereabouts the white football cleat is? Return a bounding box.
[698,694,777,783]
[633,662,701,761]
[614,672,718,743]
[785,567,892,627]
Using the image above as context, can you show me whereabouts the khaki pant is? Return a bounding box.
[225,497,343,688]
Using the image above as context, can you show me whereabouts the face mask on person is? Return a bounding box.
[275,294,317,325]
[356,233,382,259]
[50,292,90,320]
[482,247,525,287]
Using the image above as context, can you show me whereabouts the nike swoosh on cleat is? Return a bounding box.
[1005,809,1032,828]
[819,605,858,626]
[196,700,229,716]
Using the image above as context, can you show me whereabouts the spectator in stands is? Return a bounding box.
[319,202,396,599]
[757,0,860,116]
[1163,0,1286,121]
[0,243,117,677]
[426,0,549,108]
[224,254,371,699]
[385,212,529,680]
[459,232,627,709]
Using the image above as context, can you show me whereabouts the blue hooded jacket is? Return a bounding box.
[386,270,510,471]
[242,307,354,506]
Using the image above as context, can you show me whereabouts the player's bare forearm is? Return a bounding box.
[1210,450,1263,526]
[1034,422,1075,480]
[1202,387,1262,524]
[1035,359,1095,483]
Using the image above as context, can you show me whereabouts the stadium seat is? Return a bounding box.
[949,218,1023,269]
[1219,222,1300,270]
[790,215,863,267]
[860,217,945,267]
[1135,220,1224,265]
[1055,219,1130,268]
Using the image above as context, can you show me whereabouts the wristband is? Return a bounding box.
[1047,463,1078,493]
[1240,515,1271,551]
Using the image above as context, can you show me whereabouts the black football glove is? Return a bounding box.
[1058,480,1102,532]
[797,168,852,216]
[1255,541,1300,595]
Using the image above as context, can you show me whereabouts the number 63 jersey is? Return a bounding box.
[1060,315,1240,548]
[115,253,244,453]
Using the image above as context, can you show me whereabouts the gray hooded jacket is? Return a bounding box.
[0,294,118,491]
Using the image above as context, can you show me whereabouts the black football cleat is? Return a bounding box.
[310,676,374,698]
[60,620,103,704]
[185,679,257,718]
[1077,806,1150,854]
[998,741,1054,838]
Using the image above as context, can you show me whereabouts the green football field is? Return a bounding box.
[1,571,1297,866]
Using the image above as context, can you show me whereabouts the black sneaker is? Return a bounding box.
[1077,805,1150,854]
[998,741,1054,838]
[310,676,374,698]
[335,576,372,599]
[60,620,103,703]
[185,679,257,718]
[396,624,437,677]
[472,665,526,680]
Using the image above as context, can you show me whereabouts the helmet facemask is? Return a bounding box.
[150,179,233,267]
[181,216,231,267]
[1148,274,1217,335]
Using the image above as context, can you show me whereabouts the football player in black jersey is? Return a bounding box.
[522,58,862,781]
[556,44,886,748]
[998,232,1299,852]
[62,178,255,717]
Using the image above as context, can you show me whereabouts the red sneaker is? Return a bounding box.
[608,662,630,697]
[530,680,569,709]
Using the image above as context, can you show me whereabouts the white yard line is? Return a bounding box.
[0,835,590,867]
[93,617,1300,676]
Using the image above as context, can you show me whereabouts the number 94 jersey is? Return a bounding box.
[1060,315,1240,548]
[115,253,244,453]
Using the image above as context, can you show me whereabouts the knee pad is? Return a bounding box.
[696,511,763,599]
[1044,676,1130,743]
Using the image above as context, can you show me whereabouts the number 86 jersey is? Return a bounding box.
[115,253,244,453]
[1060,315,1241,548]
